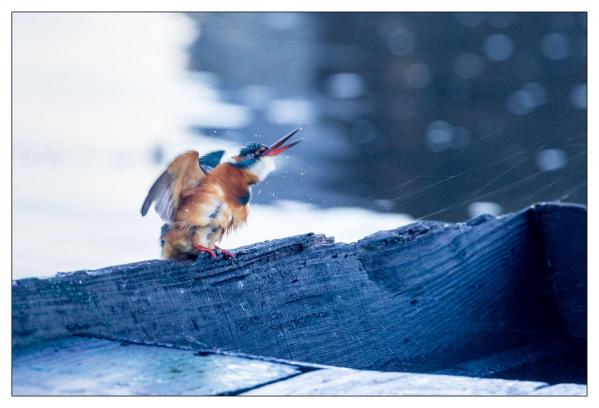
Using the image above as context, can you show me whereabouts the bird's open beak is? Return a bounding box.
[262,128,304,157]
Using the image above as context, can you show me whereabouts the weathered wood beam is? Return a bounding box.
[12,203,586,375]
[12,336,585,396]
[242,366,587,396]
[533,203,587,338]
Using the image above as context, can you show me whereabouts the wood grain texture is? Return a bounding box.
[533,203,587,338]
[12,203,586,375]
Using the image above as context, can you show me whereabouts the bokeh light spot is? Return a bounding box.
[266,99,315,124]
[506,82,546,115]
[326,72,365,99]
[239,85,272,110]
[404,63,432,89]
[453,53,484,80]
[541,33,570,60]
[263,13,301,30]
[483,33,514,61]
[426,120,454,152]
[535,149,568,172]
[569,83,587,109]
[387,28,417,56]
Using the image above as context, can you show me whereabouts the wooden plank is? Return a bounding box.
[435,340,567,378]
[436,337,586,385]
[530,383,587,396]
[243,367,586,396]
[12,204,582,375]
[12,335,586,396]
[533,203,587,339]
[12,336,302,396]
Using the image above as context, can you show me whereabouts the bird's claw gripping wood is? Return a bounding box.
[215,246,236,260]
[193,245,217,258]
[192,245,235,260]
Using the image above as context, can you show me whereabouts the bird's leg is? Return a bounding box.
[215,246,236,259]
[192,244,217,258]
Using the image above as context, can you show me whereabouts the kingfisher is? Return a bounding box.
[141,129,303,260]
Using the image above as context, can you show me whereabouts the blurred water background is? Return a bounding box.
[13,13,587,278]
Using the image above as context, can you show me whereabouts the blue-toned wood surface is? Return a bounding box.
[533,203,587,339]
[12,336,586,396]
[12,337,302,395]
[12,202,586,382]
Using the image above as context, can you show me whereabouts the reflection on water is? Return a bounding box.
[186,12,587,221]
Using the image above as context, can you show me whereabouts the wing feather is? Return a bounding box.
[141,151,201,220]
[140,150,226,221]
[141,170,174,219]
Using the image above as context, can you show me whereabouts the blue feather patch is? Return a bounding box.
[239,143,267,157]
[199,150,225,174]
[231,158,257,169]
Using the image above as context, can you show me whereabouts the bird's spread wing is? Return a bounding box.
[140,150,225,220]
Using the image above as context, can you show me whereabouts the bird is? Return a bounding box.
[141,128,303,260]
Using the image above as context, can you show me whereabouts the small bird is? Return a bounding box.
[141,129,303,260]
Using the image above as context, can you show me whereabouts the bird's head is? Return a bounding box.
[231,128,303,182]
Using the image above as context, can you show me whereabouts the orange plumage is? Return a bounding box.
[141,129,303,260]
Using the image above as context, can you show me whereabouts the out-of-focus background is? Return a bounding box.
[13,12,587,278]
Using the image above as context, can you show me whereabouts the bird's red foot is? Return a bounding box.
[215,246,236,259]
[193,244,217,258]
